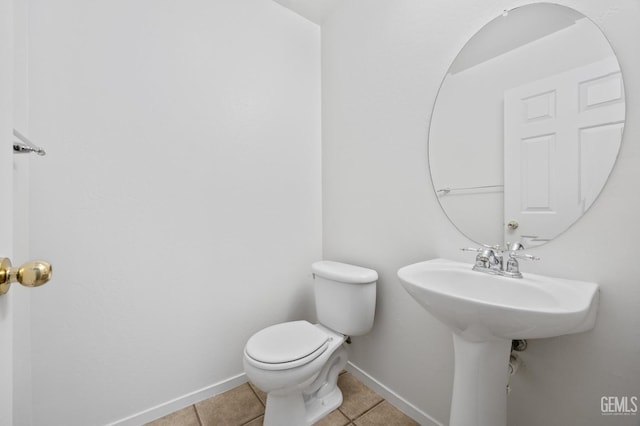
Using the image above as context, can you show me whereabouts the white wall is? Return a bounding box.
[27,0,321,424]
[322,0,640,425]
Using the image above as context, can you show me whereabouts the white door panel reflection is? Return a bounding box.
[504,57,624,246]
[429,3,625,247]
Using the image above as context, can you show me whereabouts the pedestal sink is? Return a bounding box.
[398,258,599,426]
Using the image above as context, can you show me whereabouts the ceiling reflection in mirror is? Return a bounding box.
[429,3,625,248]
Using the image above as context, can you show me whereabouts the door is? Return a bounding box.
[504,56,624,246]
[0,0,15,422]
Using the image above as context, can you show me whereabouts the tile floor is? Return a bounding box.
[146,371,419,426]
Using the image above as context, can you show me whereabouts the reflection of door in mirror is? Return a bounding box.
[504,57,624,247]
[428,4,626,248]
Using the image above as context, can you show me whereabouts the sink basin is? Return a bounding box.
[398,258,599,340]
[398,258,599,426]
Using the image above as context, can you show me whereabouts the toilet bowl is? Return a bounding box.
[243,261,377,426]
[243,321,348,425]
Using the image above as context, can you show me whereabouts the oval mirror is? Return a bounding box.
[429,3,625,248]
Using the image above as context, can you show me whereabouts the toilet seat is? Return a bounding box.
[245,321,331,371]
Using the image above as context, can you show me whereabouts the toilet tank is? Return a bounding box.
[312,261,377,336]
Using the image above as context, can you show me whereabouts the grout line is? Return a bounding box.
[241,413,264,426]
[192,404,203,426]
[248,383,266,408]
[240,383,266,425]
[349,398,385,423]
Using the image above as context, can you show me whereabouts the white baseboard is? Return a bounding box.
[345,362,444,426]
[106,373,248,426]
[107,363,442,426]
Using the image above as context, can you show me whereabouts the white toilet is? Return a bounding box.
[243,261,377,426]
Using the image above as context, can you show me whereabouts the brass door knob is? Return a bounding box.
[0,257,53,295]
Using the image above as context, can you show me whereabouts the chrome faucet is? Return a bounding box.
[475,247,503,274]
[462,243,539,278]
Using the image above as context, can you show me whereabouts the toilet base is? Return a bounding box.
[263,344,348,426]
[264,392,307,426]
[264,387,343,426]
[304,385,343,425]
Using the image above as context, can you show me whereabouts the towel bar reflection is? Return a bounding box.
[436,184,504,195]
[13,128,46,156]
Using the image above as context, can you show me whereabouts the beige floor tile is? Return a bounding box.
[243,415,264,426]
[314,408,351,426]
[153,372,420,426]
[353,401,419,426]
[241,410,350,426]
[195,383,264,426]
[145,405,200,426]
[337,373,384,420]
[248,382,267,406]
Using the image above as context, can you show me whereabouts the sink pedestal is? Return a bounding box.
[398,259,600,426]
[450,334,511,426]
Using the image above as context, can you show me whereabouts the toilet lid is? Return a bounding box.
[245,321,330,365]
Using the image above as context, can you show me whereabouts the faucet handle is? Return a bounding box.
[461,247,482,253]
[461,246,500,259]
[461,243,503,252]
[505,241,539,260]
[507,241,525,251]
[462,246,503,272]
[509,252,540,261]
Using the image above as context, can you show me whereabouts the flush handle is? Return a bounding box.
[0,257,53,295]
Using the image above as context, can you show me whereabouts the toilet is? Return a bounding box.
[243,261,377,426]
